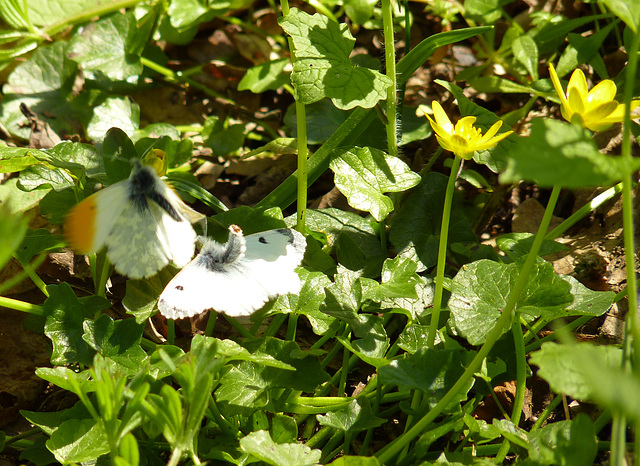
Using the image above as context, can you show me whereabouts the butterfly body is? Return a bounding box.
[158,225,307,319]
[65,163,203,279]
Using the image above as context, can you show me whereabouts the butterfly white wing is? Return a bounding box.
[65,181,130,253]
[66,164,203,279]
[158,226,307,319]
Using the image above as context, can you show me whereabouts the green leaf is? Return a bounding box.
[328,457,381,466]
[26,0,105,27]
[330,146,421,222]
[448,259,573,345]
[361,256,420,303]
[337,325,390,368]
[317,398,386,432]
[240,430,321,466]
[87,97,140,142]
[216,338,329,416]
[0,41,79,140]
[43,283,109,366]
[122,269,173,324]
[464,0,502,23]
[344,0,377,25]
[530,342,623,400]
[167,0,221,30]
[380,347,475,407]
[0,178,48,214]
[268,268,335,335]
[279,8,392,110]
[14,228,65,264]
[396,324,432,354]
[35,367,93,394]
[535,14,609,55]
[512,34,539,80]
[18,164,75,192]
[82,314,148,375]
[46,419,109,464]
[561,275,614,318]
[202,116,246,156]
[102,127,138,184]
[389,172,476,271]
[271,414,298,444]
[603,0,638,32]
[556,21,619,78]
[284,99,348,145]
[495,232,567,260]
[68,12,144,81]
[0,206,29,270]
[469,76,537,95]
[238,58,291,93]
[527,414,597,465]
[501,118,640,187]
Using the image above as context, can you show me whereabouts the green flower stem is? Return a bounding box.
[620,28,640,366]
[427,155,462,348]
[545,182,623,240]
[279,0,309,233]
[0,295,43,316]
[295,101,309,231]
[377,184,562,464]
[495,312,527,463]
[617,26,640,466]
[21,259,48,297]
[381,0,398,158]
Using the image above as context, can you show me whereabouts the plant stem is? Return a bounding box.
[295,102,308,231]
[381,0,398,158]
[495,312,527,462]
[377,184,562,464]
[0,295,43,316]
[545,182,623,240]
[427,155,462,347]
[616,25,640,466]
[278,0,309,232]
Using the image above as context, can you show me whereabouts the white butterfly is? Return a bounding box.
[158,225,307,319]
[65,162,204,279]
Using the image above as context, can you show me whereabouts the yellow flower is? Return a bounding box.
[548,63,640,132]
[425,101,513,160]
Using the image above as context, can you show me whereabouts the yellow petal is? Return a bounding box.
[587,79,617,104]
[567,85,585,115]
[426,115,452,141]
[567,69,588,97]
[548,63,572,119]
[431,101,453,134]
[474,130,513,151]
[479,120,503,142]
[582,100,618,124]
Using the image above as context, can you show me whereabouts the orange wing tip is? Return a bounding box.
[64,197,98,254]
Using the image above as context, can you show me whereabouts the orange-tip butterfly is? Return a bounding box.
[65,161,204,279]
[158,225,306,319]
